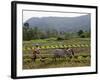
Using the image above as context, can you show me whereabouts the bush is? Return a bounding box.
[80,34,85,38]
[80,32,90,38]
[57,37,64,40]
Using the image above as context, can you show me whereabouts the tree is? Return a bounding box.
[46,29,51,38]
[23,23,30,41]
[80,32,90,38]
[77,30,84,36]
[77,30,91,38]
[23,23,35,40]
[33,27,42,39]
[24,23,29,29]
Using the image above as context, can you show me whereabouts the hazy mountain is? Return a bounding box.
[24,14,91,32]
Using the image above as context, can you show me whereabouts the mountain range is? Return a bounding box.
[24,14,91,32]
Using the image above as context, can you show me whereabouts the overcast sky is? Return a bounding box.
[23,10,88,22]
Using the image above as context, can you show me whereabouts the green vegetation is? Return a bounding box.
[23,38,90,69]
[77,30,90,38]
[23,24,91,69]
[23,38,90,49]
[23,23,90,41]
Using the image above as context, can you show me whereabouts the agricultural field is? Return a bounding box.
[23,38,91,69]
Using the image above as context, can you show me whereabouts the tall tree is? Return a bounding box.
[77,30,84,36]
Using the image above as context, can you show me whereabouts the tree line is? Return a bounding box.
[23,23,90,41]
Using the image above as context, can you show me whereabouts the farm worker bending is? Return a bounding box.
[32,44,41,62]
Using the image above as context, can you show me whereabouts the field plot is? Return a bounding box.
[23,38,90,69]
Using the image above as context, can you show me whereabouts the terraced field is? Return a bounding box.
[23,38,91,69]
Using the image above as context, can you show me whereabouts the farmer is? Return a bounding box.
[32,44,41,62]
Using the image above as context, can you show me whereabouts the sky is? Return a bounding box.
[23,10,89,22]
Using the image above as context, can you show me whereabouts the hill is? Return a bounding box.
[24,14,90,32]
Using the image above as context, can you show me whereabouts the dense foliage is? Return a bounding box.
[23,23,90,41]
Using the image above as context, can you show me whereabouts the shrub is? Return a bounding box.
[57,37,64,40]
